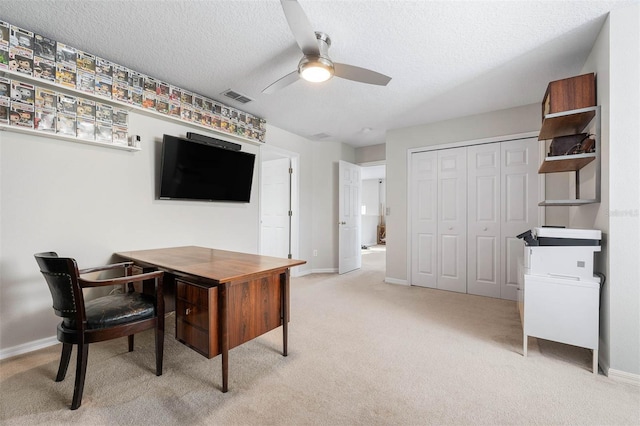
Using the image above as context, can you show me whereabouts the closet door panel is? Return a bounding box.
[410,151,438,288]
[467,143,501,297]
[437,147,467,293]
[501,138,539,300]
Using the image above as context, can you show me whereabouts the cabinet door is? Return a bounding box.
[410,150,438,288]
[437,147,467,293]
[501,138,539,300]
[467,143,501,298]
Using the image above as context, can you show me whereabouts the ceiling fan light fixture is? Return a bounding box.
[298,56,334,83]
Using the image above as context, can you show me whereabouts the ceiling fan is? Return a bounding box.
[262,0,392,94]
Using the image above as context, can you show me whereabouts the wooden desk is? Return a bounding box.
[116,246,306,392]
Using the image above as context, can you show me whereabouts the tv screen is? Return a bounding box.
[159,134,256,202]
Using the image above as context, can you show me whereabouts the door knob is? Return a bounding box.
[483,227,488,231]
[338,221,346,225]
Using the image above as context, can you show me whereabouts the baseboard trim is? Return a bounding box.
[311,268,338,274]
[385,277,409,285]
[0,335,58,360]
[607,368,640,386]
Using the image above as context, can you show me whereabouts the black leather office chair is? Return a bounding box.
[34,252,164,410]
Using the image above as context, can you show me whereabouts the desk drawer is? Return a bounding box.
[176,280,209,306]
[176,298,209,330]
[176,318,218,358]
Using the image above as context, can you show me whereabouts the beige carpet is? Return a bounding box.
[1,249,638,425]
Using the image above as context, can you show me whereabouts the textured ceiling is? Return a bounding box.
[1,0,634,147]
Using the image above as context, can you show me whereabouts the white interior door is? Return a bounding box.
[437,148,467,293]
[338,160,362,274]
[501,138,539,300]
[467,143,501,297]
[411,151,438,288]
[260,157,290,258]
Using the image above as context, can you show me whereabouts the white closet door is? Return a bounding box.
[410,150,438,288]
[467,143,501,297]
[437,147,467,293]
[501,138,539,300]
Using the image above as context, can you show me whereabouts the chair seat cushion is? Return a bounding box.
[63,292,155,330]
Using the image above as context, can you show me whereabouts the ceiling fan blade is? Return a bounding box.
[334,63,392,86]
[280,0,320,56]
[262,70,300,94]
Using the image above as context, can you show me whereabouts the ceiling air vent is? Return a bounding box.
[311,132,331,140]
[221,89,253,104]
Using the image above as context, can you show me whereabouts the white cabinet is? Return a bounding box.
[521,271,600,374]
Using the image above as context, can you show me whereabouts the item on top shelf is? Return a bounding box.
[76,51,95,73]
[55,42,76,67]
[34,34,56,61]
[57,93,77,115]
[0,21,9,47]
[76,70,94,94]
[33,56,55,82]
[55,62,76,88]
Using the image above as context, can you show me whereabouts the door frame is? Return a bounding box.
[406,131,545,290]
[259,145,300,275]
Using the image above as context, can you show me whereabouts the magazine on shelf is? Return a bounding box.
[156,80,170,99]
[0,98,9,124]
[57,93,77,115]
[95,57,113,79]
[9,48,33,76]
[142,91,156,110]
[56,112,76,135]
[169,86,181,103]
[34,34,56,61]
[33,56,55,82]
[10,102,34,128]
[113,64,131,86]
[76,51,95,73]
[180,90,193,106]
[10,80,35,105]
[34,108,55,132]
[55,63,76,88]
[0,21,9,48]
[77,98,96,120]
[35,87,56,110]
[113,82,130,103]
[56,42,76,67]
[0,76,9,100]
[0,45,8,70]
[143,76,157,93]
[95,121,112,142]
[94,75,112,99]
[76,70,95,94]
[168,102,180,117]
[155,98,169,115]
[10,25,34,53]
[112,107,128,127]
[95,102,113,123]
[76,117,95,140]
[112,125,128,145]
[130,86,143,106]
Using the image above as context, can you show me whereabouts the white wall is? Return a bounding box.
[385,104,541,283]
[572,5,640,377]
[310,141,355,272]
[0,110,327,355]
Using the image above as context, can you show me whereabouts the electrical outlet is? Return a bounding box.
[313,250,318,257]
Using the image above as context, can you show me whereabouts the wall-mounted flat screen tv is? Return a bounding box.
[159,134,256,202]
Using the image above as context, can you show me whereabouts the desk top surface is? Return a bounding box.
[116,246,306,283]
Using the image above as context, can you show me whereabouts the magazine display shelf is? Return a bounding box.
[2,69,262,151]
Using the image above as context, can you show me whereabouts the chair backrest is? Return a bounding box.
[34,252,85,319]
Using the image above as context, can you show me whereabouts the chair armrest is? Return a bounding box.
[79,270,163,288]
[79,261,134,275]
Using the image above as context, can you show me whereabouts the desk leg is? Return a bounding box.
[281,269,289,357]
[219,282,229,392]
